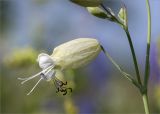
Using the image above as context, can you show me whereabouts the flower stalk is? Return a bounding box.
[101,3,142,87]
[144,0,151,88]
[100,2,151,114]
[142,94,150,114]
[124,29,142,86]
[101,45,140,89]
[142,0,151,114]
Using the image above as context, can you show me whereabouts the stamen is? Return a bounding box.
[27,78,42,95]
[18,65,53,84]
[18,73,41,84]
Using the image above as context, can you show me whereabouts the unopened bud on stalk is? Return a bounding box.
[87,7,110,19]
[70,0,102,7]
[87,6,116,21]
[118,6,128,28]
[18,38,101,95]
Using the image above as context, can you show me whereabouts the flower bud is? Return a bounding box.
[87,7,109,19]
[118,6,128,28]
[70,0,102,7]
[51,38,101,69]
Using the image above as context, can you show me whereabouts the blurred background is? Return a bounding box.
[0,0,160,113]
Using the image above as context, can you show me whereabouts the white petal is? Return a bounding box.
[37,53,54,69]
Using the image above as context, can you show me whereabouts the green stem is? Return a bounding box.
[124,29,142,86]
[101,45,140,88]
[101,2,151,114]
[144,0,151,88]
[142,0,151,114]
[142,93,150,114]
[100,4,124,26]
[101,3,142,86]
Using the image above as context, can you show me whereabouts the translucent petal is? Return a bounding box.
[41,66,55,81]
[37,53,54,69]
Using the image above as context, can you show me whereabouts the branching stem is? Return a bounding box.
[101,46,140,89]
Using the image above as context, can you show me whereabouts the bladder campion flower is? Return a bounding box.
[18,38,101,95]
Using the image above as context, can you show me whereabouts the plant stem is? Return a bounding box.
[142,0,151,114]
[101,45,140,88]
[101,3,142,86]
[124,29,142,86]
[101,2,151,114]
[144,0,151,87]
[142,93,150,114]
[100,4,123,26]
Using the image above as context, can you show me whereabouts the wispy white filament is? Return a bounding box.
[18,65,53,84]
[27,78,43,95]
[18,65,54,95]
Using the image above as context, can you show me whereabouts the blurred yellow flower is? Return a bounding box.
[154,84,160,108]
[3,47,38,68]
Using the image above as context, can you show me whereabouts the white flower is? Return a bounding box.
[18,53,55,95]
[18,38,101,95]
